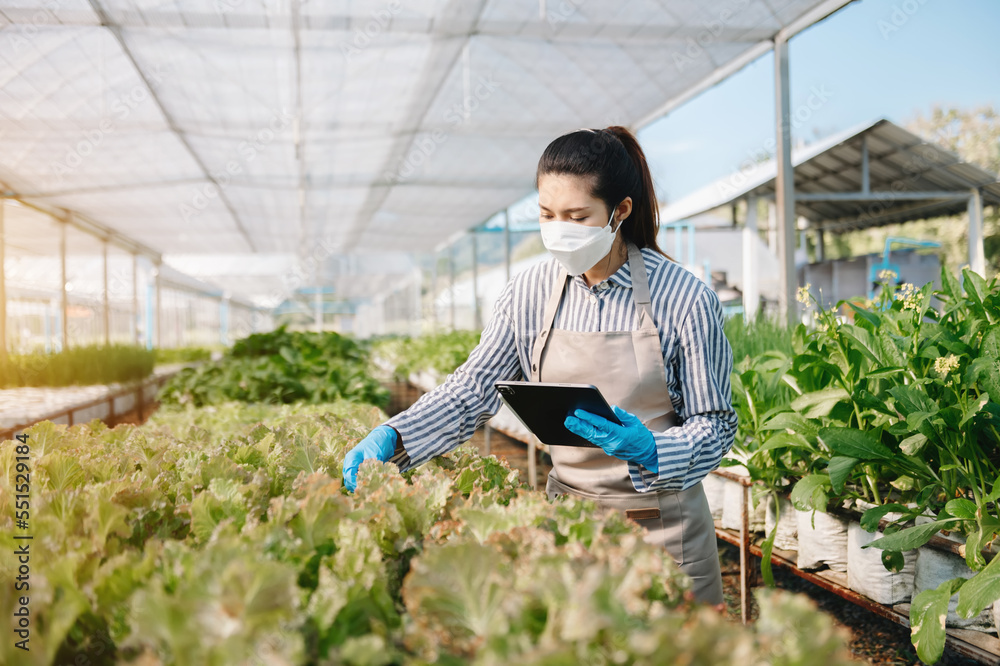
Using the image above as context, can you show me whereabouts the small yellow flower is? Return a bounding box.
[894,282,921,311]
[878,269,898,281]
[933,354,959,376]
[796,284,812,305]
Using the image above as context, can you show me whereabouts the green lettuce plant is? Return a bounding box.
[371,330,482,381]
[158,325,389,408]
[0,400,855,665]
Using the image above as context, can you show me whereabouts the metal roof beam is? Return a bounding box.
[86,0,258,254]
[344,0,492,252]
[795,191,971,202]
[635,0,855,129]
[817,199,970,233]
[0,191,162,262]
[0,8,778,43]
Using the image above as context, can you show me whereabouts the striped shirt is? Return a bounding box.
[385,247,738,493]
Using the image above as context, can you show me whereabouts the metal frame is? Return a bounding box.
[742,195,759,320]
[711,475,1000,663]
[774,33,797,327]
[0,369,181,441]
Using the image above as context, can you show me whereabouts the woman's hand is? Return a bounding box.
[564,405,659,473]
[342,425,397,492]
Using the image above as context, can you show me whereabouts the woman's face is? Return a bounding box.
[538,172,615,227]
[538,173,632,229]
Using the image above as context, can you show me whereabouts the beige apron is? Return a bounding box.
[531,242,723,605]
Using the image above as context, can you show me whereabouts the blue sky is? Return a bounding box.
[639,0,1000,204]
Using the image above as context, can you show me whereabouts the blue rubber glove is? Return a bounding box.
[342,425,397,492]
[564,405,659,474]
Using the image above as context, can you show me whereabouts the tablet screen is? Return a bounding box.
[494,381,621,447]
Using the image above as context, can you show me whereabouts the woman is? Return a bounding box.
[342,126,737,606]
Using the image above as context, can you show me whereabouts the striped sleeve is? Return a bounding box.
[383,281,522,472]
[627,284,737,492]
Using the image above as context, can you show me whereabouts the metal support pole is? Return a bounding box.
[767,201,778,251]
[413,269,421,336]
[484,423,492,457]
[969,188,986,276]
[449,243,456,332]
[45,301,52,353]
[132,253,139,345]
[504,208,511,283]
[774,35,797,328]
[154,260,162,348]
[102,239,110,346]
[861,134,870,194]
[220,296,229,345]
[60,216,69,352]
[471,232,481,329]
[740,483,751,624]
[0,200,6,362]
[816,228,826,262]
[742,195,759,320]
[528,439,538,490]
[314,287,322,333]
[430,251,438,331]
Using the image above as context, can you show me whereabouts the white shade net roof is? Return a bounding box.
[0,0,850,303]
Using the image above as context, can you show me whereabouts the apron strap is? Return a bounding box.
[531,243,656,382]
[530,265,568,381]
[626,243,670,417]
[627,242,656,326]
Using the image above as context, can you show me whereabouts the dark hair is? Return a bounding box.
[534,126,668,258]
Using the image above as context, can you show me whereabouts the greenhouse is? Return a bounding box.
[2,1,1000,665]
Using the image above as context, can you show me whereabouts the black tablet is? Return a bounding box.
[494,381,622,447]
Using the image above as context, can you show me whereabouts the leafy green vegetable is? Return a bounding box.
[158,324,389,409]
[0,343,154,388]
[0,399,855,665]
[371,330,483,380]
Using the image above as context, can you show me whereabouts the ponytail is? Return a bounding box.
[535,125,669,259]
[604,126,666,257]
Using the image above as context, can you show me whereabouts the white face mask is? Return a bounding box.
[539,203,621,276]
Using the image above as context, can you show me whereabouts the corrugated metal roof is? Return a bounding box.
[661,117,1000,231]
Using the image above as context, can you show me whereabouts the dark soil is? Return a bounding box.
[717,542,986,665]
